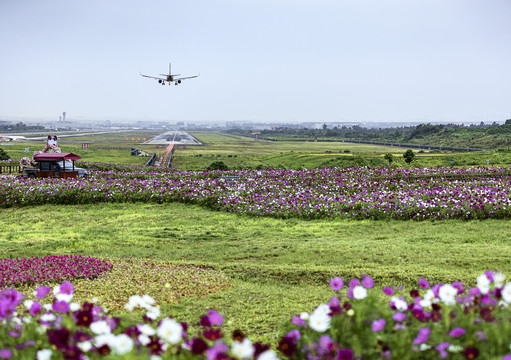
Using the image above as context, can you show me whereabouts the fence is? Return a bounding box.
[0,165,21,174]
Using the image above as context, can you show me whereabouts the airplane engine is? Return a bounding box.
[177,80,181,84]
[158,79,163,84]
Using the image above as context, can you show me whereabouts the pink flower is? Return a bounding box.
[52,300,70,314]
[449,327,466,338]
[330,277,344,291]
[35,286,51,299]
[371,318,386,332]
[382,287,394,296]
[362,275,374,289]
[60,281,74,295]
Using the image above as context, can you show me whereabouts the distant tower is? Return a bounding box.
[62,112,66,122]
[59,116,62,122]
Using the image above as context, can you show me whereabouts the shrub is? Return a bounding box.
[207,161,229,171]
[0,148,10,160]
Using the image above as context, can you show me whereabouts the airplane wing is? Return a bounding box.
[174,74,200,81]
[140,73,166,81]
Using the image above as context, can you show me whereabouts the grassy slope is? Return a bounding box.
[2,202,510,342]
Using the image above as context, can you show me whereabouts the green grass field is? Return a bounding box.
[2,202,510,343]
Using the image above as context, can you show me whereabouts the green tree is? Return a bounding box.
[384,153,394,164]
[207,161,229,171]
[0,148,10,160]
[403,149,415,164]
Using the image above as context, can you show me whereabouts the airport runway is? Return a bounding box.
[143,131,202,145]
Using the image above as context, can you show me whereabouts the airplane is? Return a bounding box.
[140,62,199,86]
[0,135,27,141]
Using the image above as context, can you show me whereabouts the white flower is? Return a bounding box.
[477,274,491,294]
[150,356,162,360]
[495,272,506,288]
[146,306,161,320]
[125,295,142,311]
[24,300,34,309]
[94,334,116,347]
[309,304,331,332]
[141,295,155,309]
[353,286,367,300]
[438,284,457,305]
[299,312,309,321]
[77,341,92,352]
[448,344,463,352]
[40,313,56,322]
[43,304,53,311]
[56,293,73,303]
[258,350,279,360]
[502,283,511,303]
[419,344,432,351]
[138,334,150,346]
[419,298,432,308]
[22,316,32,324]
[69,302,80,312]
[53,285,61,296]
[157,318,182,344]
[90,320,111,335]
[138,324,155,336]
[391,297,408,312]
[231,338,255,359]
[111,334,134,355]
[37,349,52,360]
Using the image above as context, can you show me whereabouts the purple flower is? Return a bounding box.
[413,327,431,345]
[0,349,12,359]
[330,277,344,291]
[452,281,465,294]
[392,312,406,323]
[35,286,51,299]
[291,315,305,327]
[337,348,354,360]
[60,281,74,295]
[435,342,450,358]
[418,279,430,289]
[319,335,335,353]
[485,270,494,282]
[30,301,42,316]
[285,329,301,341]
[362,275,374,289]
[382,287,394,296]
[372,318,386,332]
[348,279,360,288]
[449,327,466,338]
[53,300,70,313]
[206,309,223,326]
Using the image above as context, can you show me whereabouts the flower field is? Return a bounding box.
[2,164,511,220]
[3,272,511,359]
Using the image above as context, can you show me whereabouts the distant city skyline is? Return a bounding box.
[1,0,510,124]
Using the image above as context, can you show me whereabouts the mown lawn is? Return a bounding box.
[1,202,509,343]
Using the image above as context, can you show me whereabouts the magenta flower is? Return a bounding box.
[371,318,386,332]
[330,277,344,291]
[362,275,374,289]
[413,327,431,345]
[206,309,223,326]
[392,312,406,323]
[337,348,354,360]
[449,327,466,338]
[60,281,74,295]
[348,279,360,288]
[52,300,70,313]
[29,301,42,316]
[382,287,394,296]
[418,279,430,289]
[35,286,51,299]
[0,349,12,359]
[435,342,450,358]
[291,315,305,327]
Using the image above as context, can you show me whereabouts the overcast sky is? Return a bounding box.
[1,0,510,124]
